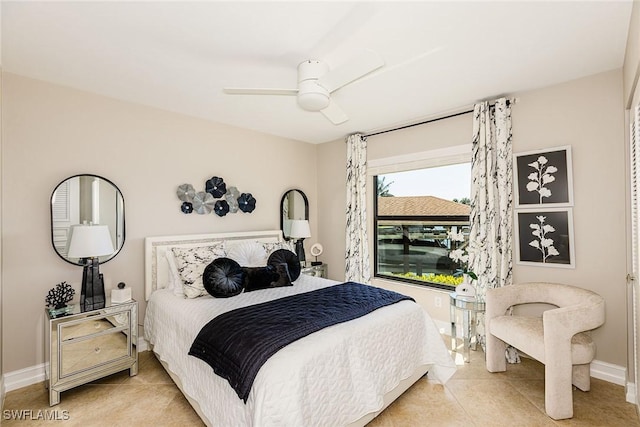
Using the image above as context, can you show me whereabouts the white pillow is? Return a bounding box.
[172,243,226,298]
[165,250,185,297]
[226,241,268,267]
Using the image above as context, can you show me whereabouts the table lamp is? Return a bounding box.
[67,224,115,310]
[289,219,311,266]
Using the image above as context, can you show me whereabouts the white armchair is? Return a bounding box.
[485,282,605,420]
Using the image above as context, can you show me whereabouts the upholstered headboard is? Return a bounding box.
[144,230,284,300]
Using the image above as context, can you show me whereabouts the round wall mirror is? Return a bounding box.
[280,189,309,240]
[50,174,125,265]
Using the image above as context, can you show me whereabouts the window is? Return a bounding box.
[374,163,471,290]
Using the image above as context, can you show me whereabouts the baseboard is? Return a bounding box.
[1,376,5,409]
[137,335,149,352]
[433,319,451,336]
[627,382,637,405]
[3,363,46,393]
[590,359,626,386]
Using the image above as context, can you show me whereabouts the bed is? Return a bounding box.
[143,230,456,426]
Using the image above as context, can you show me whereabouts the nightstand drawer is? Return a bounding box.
[60,314,129,341]
[60,330,130,377]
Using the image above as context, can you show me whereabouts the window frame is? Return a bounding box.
[368,144,472,290]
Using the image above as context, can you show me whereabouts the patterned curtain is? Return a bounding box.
[345,133,371,283]
[469,97,513,302]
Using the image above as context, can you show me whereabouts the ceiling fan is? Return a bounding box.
[223,50,384,125]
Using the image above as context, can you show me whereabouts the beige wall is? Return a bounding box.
[1,73,318,373]
[0,65,4,403]
[512,69,626,367]
[317,69,628,367]
[316,139,346,282]
[624,0,640,108]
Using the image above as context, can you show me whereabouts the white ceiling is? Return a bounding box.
[1,1,633,144]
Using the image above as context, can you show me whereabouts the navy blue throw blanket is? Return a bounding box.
[188,282,414,402]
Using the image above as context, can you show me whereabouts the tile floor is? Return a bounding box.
[3,347,639,426]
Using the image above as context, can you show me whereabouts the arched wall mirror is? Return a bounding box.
[280,189,309,240]
[50,174,125,265]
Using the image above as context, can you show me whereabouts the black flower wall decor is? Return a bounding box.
[181,202,194,214]
[206,176,227,198]
[176,177,257,217]
[214,200,230,217]
[238,193,257,213]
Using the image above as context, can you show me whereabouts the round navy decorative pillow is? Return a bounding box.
[267,249,301,281]
[202,257,245,298]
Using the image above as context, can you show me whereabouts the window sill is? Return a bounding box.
[373,273,455,292]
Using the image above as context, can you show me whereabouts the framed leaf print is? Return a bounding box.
[514,146,573,207]
[515,208,575,268]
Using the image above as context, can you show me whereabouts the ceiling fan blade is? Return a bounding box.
[223,88,298,96]
[317,50,384,93]
[320,100,348,125]
[364,46,445,81]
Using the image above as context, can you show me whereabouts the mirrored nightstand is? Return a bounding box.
[301,264,327,278]
[45,299,138,405]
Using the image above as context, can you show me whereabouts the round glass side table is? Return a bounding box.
[449,292,486,362]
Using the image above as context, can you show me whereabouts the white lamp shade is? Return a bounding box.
[67,225,115,258]
[289,220,311,239]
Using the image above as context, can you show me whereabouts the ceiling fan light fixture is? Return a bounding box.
[297,80,330,111]
[223,51,384,124]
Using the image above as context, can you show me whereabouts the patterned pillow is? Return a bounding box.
[262,240,296,256]
[172,243,226,298]
[226,241,268,267]
[202,258,245,298]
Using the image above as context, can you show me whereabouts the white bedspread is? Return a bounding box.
[144,275,456,427]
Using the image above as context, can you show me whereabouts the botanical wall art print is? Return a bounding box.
[514,145,573,207]
[515,208,575,268]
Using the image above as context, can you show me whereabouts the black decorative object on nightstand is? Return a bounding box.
[45,281,75,309]
[46,282,76,317]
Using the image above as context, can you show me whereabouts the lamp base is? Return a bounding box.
[295,238,306,266]
[80,258,105,311]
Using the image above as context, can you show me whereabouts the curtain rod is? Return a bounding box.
[363,109,473,138]
[362,98,515,139]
